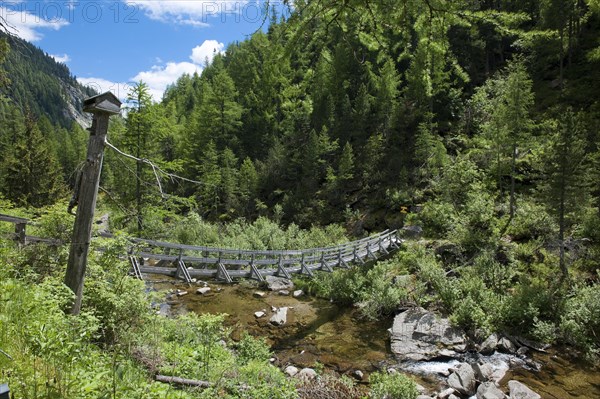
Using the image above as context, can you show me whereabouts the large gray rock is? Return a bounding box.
[480,333,499,355]
[284,365,299,377]
[265,276,294,291]
[297,368,317,380]
[269,307,288,326]
[447,363,476,396]
[477,382,506,399]
[473,362,494,382]
[388,308,467,361]
[498,337,517,354]
[508,381,541,399]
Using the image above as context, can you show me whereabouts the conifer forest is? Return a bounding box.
[1,1,600,398]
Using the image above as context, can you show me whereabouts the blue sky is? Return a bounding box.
[1,1,291,100]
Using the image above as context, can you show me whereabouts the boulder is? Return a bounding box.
[389,308,467,361]
[507,381,541,399]
[353,370,364,380]
[498,337,517,354]
[438,388,457,399]
[284,365,299,377]
[196,287,211,295]
[473,362,494,382]
[293,290,304,298]
[269,307,288,326]
[254,311,266,319]
[447,363,476,396]
[297,368,317,380]
[476,382,506,399]
[416,396,433,399]
[278,290,290,296]
[265,276,294,291]
[448,395,460,399]
[479,333,499,355]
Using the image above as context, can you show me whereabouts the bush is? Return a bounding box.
[560,284,600,361]
[358,259,412,319]
[369,371,419,399]
[235,332,272,365]
[507,200,556,241]
[411,200,457,238]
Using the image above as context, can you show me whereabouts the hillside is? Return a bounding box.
[0,32,95,128]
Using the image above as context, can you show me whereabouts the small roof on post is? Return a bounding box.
[83,92,122,115]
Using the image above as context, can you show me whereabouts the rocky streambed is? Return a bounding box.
[150,276,600,398]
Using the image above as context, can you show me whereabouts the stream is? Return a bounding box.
[150,278,600,398]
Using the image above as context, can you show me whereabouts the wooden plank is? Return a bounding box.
[0,214,29,224]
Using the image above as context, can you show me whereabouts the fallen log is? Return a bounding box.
[155,375,212,388]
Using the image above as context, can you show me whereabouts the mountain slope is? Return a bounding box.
[0,33,95,128]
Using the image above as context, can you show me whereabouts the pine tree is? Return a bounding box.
[543,109,588,282]
[0,113,63,207]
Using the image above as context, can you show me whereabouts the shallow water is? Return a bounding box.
[150,277,600,397]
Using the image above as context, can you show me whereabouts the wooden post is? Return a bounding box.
[15,222,26,247]
[64,92,121,315]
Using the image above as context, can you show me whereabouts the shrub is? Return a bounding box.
[369,371,419,399]
[236,332,272,365]
[560,284,600,362]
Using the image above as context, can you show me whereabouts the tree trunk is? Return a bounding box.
[155,375,211,388]
[509,143,517,221]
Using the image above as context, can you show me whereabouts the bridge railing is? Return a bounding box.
[132,229,399,273]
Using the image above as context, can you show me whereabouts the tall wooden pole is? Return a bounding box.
[64,112,110,315]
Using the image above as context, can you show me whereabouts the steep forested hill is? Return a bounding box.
[0,32,95,128]
[104,0,600,230]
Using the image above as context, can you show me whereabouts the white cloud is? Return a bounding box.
[50,53,70,64]
[0,6,69,42]
[79,39,224,103]
[190,40,225,65]
[132,62,201,101]
[77,77,132,103]
[124,0,247,26]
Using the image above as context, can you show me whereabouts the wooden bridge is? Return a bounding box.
[130,230,401,283]
[1,213,401,283]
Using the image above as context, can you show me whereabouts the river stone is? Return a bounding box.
[196,287,211,295]
[284,365,299,377]
[278,290,290,296]
[476,382,506,399]
[508,380,541,399]
[438,388,457,399]
[265,276,294,291]
[447,362,476,396]
[293,290,304,298]
[270,307,288,326]
[388,308,467,361]
[254,311,266,319]
[416,396,432,399]
[498,337,517,354]
[353,370,364,380]
[473,362,494,382]
[297,368,317,380]
[176,290,188,297]
[254,291,267,298]
[480,333,499,355]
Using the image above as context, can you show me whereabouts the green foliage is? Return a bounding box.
[369,371,419,399]
[235,333,272,366]
[560,284,600,361]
